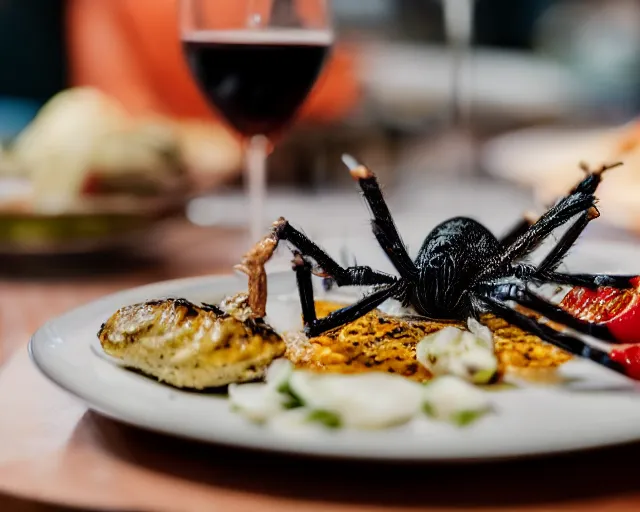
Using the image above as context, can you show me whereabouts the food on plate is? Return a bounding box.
[559,277,640,378]
[229,359,490,429]
[79,121,187,197]
[9,87,132,206]
[0,87,242,214]
[244,155,637,380]
[559,276,640,344]
[0,88,242,250]
[96,151,640,434]
[284,300,437,381]
[483,313,572,371]
[284,369,422,429]
[286,301,571,381]
[416,320,498,384]
[422,375,492,426]
[98,294,285,389]
[610,346,640,380]
[227,359,298,422]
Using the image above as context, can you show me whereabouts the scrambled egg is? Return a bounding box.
[284,301,571,382]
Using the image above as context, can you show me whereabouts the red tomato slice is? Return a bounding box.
[559,276,640,345]
[560,277,640,379]
[609,345,640,380]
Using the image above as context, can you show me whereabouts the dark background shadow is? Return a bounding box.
[69,411,640,510]
[0,492,133,512]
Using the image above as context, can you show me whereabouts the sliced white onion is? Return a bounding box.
[422,375,492,426]
[467,318,493,349]
[416,325,498,384]
[228,382,287,423]
[377,299,417,317]
[266,408,328,435]
[288,371,423,429]
[265,358,294,390]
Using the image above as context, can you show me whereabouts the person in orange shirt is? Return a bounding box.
[65,0,360,135]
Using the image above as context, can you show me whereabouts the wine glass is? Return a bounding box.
[180,0,333,244]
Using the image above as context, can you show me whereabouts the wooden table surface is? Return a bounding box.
[3,219,640,512]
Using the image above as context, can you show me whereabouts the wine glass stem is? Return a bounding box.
[245,134,269,244]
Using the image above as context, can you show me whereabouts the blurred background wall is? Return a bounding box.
[1,0,640,187]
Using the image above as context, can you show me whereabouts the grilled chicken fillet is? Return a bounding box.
[98,294,285,389]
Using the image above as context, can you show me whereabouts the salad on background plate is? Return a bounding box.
[0,87,242,255]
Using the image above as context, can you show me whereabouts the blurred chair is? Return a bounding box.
[66,0,361,131]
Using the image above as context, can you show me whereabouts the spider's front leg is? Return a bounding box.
[342,155,418,279]
[533,270,635,290]
[292,252,402,337]
[292,252,318,326]
[536,162,620,272]
[235,218,396,315]
[272,217,397,287]
[488,162,623,272]
[499,211,537,248]
[499,161,621,253]
[479,282,624,343]
[475,293,627,377]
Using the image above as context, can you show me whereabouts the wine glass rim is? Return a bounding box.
[181,28,335,45]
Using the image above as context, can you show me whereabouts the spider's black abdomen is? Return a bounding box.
[411,217,499,319]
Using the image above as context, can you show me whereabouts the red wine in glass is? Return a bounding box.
[180,0,333,244]
[183,30,331,139]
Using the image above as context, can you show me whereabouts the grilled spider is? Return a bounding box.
[245,155,639,379]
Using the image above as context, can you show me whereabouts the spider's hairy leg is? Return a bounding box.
[498,162,618,249]
[341,155,418,279]
[490,197,592,271]
[292,246,407,337]
[534,271,635,290]
[476,294,626,376]
[272,217,396,287]
[499,211,537,248]
[536,208,596,273]
[536,161,622,272]
[573,160,623,194]
[322,247,358,292]
[292,252,317,326]
[512,208,632,289]
[489,162,623,270]
[479,282,621,343]
[303,282,403,337]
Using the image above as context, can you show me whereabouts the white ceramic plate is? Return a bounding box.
[480,124,640,233]
[481,126,619,185]
[0,177,188,257]
[29,238,640,462]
